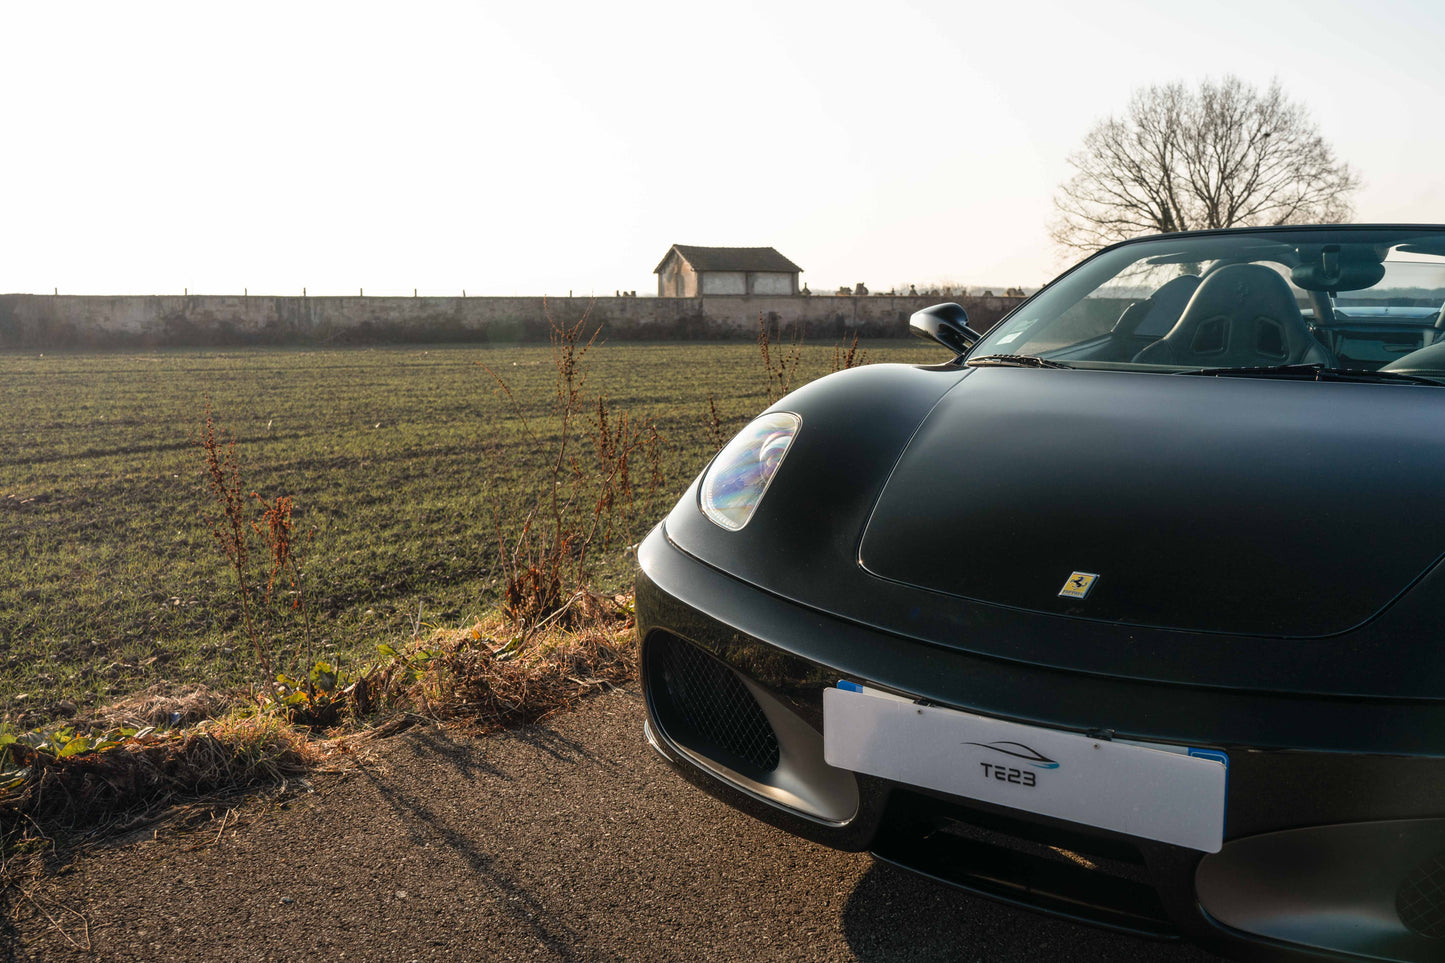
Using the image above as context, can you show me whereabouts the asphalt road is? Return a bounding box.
[9,686,1222,962]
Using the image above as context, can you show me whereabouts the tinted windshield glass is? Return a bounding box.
[973,227,1445,379]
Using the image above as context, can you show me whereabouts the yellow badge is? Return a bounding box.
[1058,572,1098,599]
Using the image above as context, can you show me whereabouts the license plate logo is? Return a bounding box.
[965,740,1060,788]
[964,740,1060,768]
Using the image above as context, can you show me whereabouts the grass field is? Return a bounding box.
[0,338,941,724]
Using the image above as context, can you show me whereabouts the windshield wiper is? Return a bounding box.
[966,354,1072,369]
[1174,363,1443,386]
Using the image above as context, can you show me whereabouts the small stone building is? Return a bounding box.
[654,245,802,297]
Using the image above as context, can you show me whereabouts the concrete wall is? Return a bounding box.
[751,273,793,295]
[0,292,1026,348]
[701,272,746,295]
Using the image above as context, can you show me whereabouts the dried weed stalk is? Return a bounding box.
[481,304,664,629]
[200,400,323,716]
[200,400,274,687]
[832,332,868,371]
[703,392,727,451]
[253,492,318,682]
[758,314,804,403]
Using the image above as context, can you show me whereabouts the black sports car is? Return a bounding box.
[635,225,1445,962]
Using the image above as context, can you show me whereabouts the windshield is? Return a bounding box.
[972,227,1445,382]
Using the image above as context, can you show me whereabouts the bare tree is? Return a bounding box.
[1052,77,1360,252]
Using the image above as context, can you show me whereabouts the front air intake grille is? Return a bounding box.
[647,635,780,777]
[871,791,1175,939]
[1398,849,1445,939]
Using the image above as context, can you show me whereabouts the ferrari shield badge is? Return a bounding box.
[1058,572,1098,599]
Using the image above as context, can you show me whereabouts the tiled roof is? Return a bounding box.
[654,245,803,274]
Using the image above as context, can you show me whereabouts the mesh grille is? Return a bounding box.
[650,636,780,775]
[1398,849,1445,939]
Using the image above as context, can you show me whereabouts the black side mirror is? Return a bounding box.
[910,303,982,357]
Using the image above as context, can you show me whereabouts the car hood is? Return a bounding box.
[859,368,1445,638]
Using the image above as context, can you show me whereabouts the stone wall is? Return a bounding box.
[0,292,1025,349]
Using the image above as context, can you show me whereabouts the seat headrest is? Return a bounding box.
[1187,263,1302,323]
[1134,274,1203,337]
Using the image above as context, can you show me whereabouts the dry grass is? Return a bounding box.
[362,591,636,734]
[90,683,229,730]
[0,714,317,847]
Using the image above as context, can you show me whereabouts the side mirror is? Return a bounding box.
[910,302,982,357]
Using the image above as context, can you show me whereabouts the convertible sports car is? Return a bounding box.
[635,225,1445,962]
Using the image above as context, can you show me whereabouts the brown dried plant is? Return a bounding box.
[585,397,664,571]
[703,391,727,451]
[200,400,274,689]
[481,303,664,630]
[832,332,868,371]
[200,402,320,709]
[757,314,804,403]
[1,715,316,842]
[363,602,636,733]
[252,492,318,687]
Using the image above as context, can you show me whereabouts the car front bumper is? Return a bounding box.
[635,522,1445,962]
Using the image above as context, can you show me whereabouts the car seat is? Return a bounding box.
[1132,264,1337,367]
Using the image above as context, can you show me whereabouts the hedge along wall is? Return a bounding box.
[0,293,1025,349]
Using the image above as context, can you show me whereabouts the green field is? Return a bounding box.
[0,339,940,724]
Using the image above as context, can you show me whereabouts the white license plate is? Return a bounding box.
[823,683,1227,852]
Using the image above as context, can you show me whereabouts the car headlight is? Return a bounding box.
[700,412,801,531]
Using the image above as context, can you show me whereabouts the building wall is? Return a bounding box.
[750,272,793,295]
[655,253,699,297]
[0,291,1028,348]
[700,271,746,295]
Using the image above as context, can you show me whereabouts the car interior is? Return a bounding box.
[1002,232,1445,377]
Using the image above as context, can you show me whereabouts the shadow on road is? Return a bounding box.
[353,736,587,962]
[842,861,1219,963]
[407,725,508,781]
[495,721,613,769]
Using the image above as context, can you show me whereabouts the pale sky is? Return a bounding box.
[2,0,1442,297]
